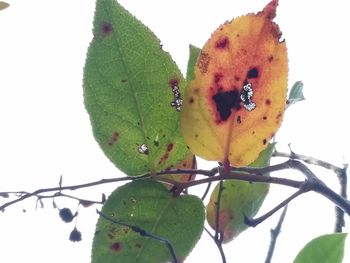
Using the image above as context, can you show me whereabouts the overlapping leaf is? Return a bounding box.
[92,180,205,263]
[206,143,274,243]
[293,233,347,263]
[181,0,288,167]
[84,0,189,176]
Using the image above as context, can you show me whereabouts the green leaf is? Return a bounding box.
[83,0,189,176]
[294,233,347,263]
[0,2,9,10]
[287,81,305,108]
[92,180,205,263]
[206,144,274,243]
[186,45,201,81]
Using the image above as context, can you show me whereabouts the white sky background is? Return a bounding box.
[1,0,350,262]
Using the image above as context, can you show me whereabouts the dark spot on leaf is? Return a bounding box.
[135,243,142,249]
[247,67,259,79]
[265,99,271,105]
[286,99,290,105]
[121,79,127,83]
[154,140,159,147]
[167,143,174,151]
[189,97,194,104]
[108,131,119,146]
[263,116,267,120]
[268,55,274,62]
[198,52,210,74]
[263,139,267,145]
[215,37,229,49]
[236,34,240,38]
[212,89,240,121]
[123,228,129,234]
[169,78,179,88]
[234,76,240,81]
[237,115,241,124]
[111,242,123,252]
[101,22,113,36]
[123,200,127,206]
[214,73,223,84]
[158,143,174,165]
[195,134,198,138]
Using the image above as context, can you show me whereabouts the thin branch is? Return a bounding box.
[200,182,212,201]
[245,189,303,227]
[97,210,178,263]
[2,160,350,218]
[264,205,288,263]
[273,149,344,175]
[204,227,226,263]
[335,164,348,232]
[273,150,349,231]
[0,175,147,211]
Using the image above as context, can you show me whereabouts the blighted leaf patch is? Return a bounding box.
[181,0,288,167]
[84,0,189,176]
[92,180,204,263]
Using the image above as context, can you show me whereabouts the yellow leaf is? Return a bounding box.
[180,0,288,167]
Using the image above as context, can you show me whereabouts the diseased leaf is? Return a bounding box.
[206,143,274,243]
[92,180,205,263]
[293,233,347,263]
[186,45,201,82]
[287,81,305,108]
[84,0,189,176]
[162,153,196,190]
[181,0,288,167]
[0,2,9,11]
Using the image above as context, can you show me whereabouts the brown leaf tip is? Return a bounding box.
[263,0,278,20]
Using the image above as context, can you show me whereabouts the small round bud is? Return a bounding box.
[59,208,75,223]
[69,227,82,242]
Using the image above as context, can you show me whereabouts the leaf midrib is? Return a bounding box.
[103,2,150,167]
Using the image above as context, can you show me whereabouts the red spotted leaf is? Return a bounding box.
[181,0,288,167]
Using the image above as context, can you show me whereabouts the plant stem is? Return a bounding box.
[264,205,288,263]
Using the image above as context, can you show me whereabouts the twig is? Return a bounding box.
[274,149,349,231]
[96,210,178,263]
[204,227,226,263]
[0,174,148,211]
[264,205,288,263]
[245,189,303,227]
[2,160,350,218]
[335,164,348,232]
[200,182,212,201]
[273,150,343,175]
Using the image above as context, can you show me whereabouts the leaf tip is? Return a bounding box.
[263,0,279,20]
